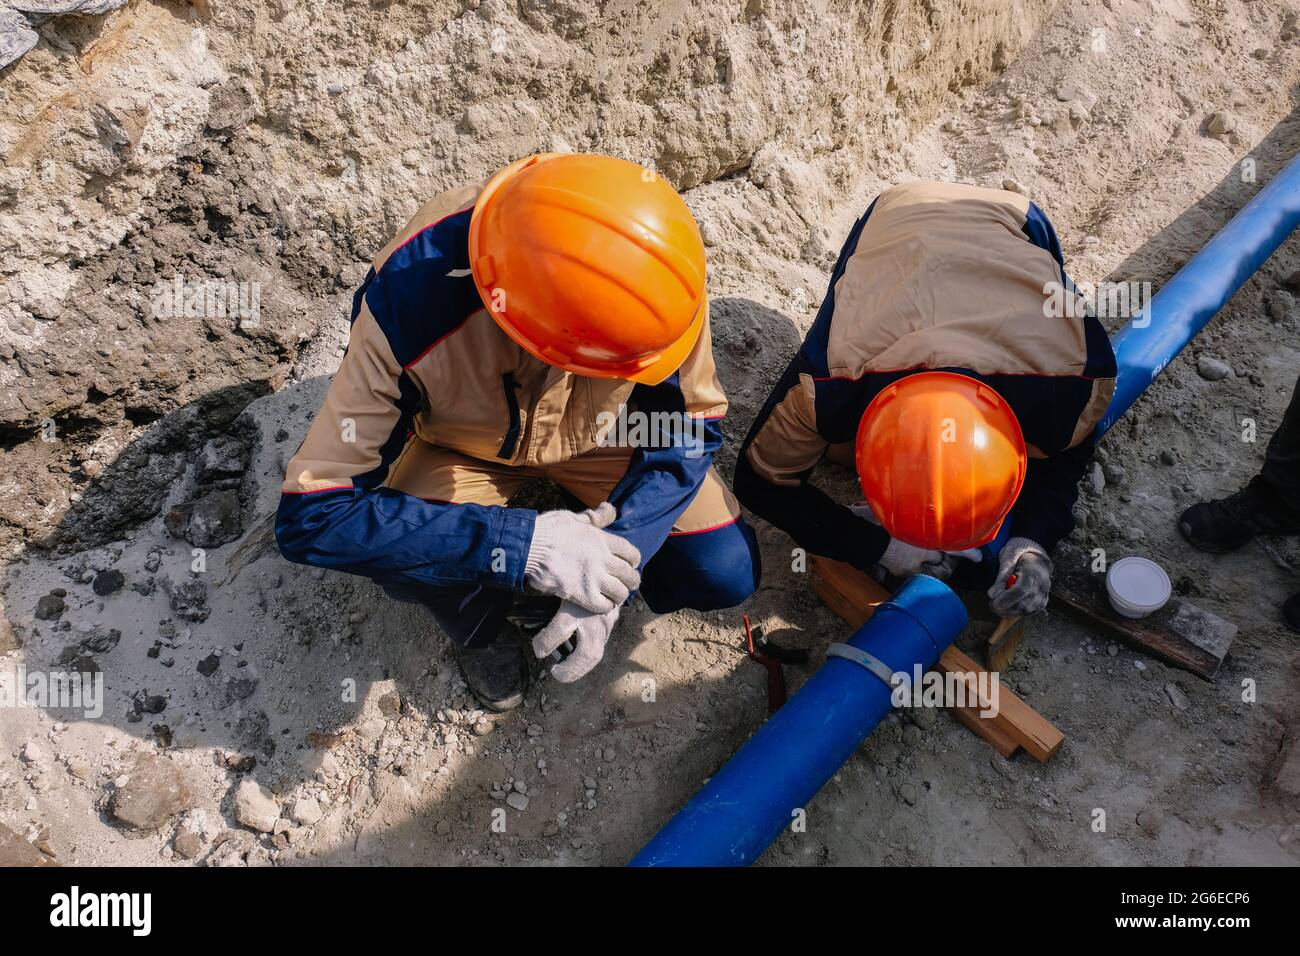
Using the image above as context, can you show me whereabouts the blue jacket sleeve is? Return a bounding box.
[602,374,722,569]
[275,230,537,592]
[276,487,535,591]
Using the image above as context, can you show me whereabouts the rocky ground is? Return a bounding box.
[2,0,1300,867]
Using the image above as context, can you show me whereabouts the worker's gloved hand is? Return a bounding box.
[850,501,948,578]
[987,537,1052,616]
[525,503,641,614]
[532,601,621,683]
[878,537,948,578]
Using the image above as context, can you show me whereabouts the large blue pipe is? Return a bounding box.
[629,575,966,867]
[1100,153,1300,436]
[632,151,1300,868]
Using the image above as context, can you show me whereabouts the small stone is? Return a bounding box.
[506,792,529,812]
[233,778,281,833]
[34,594,65,621]
[1107,643,1119,657]
[1087,461,1106,495]
[92,569,125,595]
[1206,111,1237,136]
[472,718,493,736]
[290,795,323,826]
[900,783,918,806]
[1000,178,1028,195]
[173,829,206,860]
[196,653,221,677]
[1196,355,1232,381]
[1165,683,1190,711]
[602,747,616,763]
[110,755,194,833]
[435,819,451,835]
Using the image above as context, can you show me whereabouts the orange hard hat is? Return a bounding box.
[855,371,1027,552]
[468,153,707,385]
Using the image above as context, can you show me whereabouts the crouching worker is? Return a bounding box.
[276,154,760,711]
[734,180,1116,616]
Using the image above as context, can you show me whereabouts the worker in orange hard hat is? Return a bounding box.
[276,154,759,710]
[735,180,1117,618]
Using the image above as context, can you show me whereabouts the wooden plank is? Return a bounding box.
[1050,542,1235,680]
[948,702,1020,757]
[936,647,1063,762]
[810,555,1063,763]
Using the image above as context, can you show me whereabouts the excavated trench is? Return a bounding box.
[1,0,1299,867]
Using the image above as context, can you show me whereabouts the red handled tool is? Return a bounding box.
[742,614,809,713]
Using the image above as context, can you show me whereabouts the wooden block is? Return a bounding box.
[1051,542,1235,680]
[947,700,1021,758]
[809,556,1064,763]
[937,647,1064,762]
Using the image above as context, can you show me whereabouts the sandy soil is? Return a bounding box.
[2,0,1299,866]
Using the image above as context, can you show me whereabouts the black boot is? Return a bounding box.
[1177,482,1300,554]
[1284,592,1300,634]
[455,626,530,713]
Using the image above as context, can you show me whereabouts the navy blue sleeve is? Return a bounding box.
[603,374,722,569]
[276,487,535,591]
[733,358,891,572]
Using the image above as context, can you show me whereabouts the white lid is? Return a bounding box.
[1107,557,1171,608]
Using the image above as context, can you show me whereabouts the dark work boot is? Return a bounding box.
[1177,482,1300,554]
[455,626,530,713]
[1284,592,1300,634]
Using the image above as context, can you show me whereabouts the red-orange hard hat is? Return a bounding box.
[855,371,1027,552]
[468,153,707,385]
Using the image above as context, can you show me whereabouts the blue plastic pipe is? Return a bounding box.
[629,575,966,867]
[1100,153,1300,436]
[632,152,1300,868]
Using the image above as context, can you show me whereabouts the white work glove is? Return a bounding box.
[524,502,641,614]
[849,502,950,580]
[879,538,951,579]
[987,537,1052,617]
[532,601,621,683]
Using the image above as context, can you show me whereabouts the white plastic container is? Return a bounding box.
[1105,557,1172,619]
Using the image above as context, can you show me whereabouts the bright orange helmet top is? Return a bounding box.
[468,153,707,385]
[855,371,1027,552]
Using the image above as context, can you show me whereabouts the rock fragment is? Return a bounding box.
[34,593,65,621]
[1196,355,1232,381]
[110,755,194,833]
[233,778,281,833]
[290,795,323,826]
[91,569,125,595]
